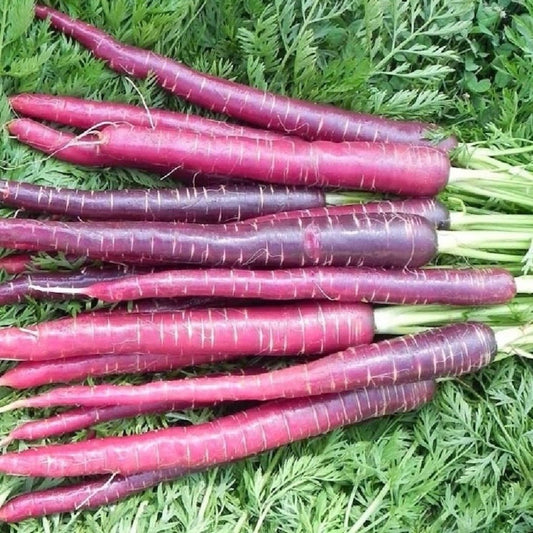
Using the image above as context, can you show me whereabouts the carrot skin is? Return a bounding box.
[0,179,325,223]
[251,198,452,229]
[82,266,516,306]
[99,126,450,196]
[0,302,374,361]
[0,267,142,305]
[0,213,438,269]
[14,323,493,409]
[0,380,434,478]
[33,6,455,151]
[9,93,285,140]
[0,466,193,523]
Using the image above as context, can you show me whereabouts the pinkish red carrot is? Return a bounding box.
[9,93,285,140]
[2,323,492,411]
[0,302,374,361]
[34,5,455,150]
[0,178,326,223]
[0,466,195,523]
[98,125,451,196]
[0,213,438,268]
[0,380,435,478]
[74,266,518,306]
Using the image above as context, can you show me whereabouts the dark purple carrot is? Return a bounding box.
[34,5,455,150]
[0,466,194,523]
[0,179,328,223]
[0,380,435,478]
[98,125,454,196]
[70,266,522,306]
[0,301,374,362]
[251,199,451,229]
[0,323,494,411]
[0,213,527,268]
[9,93,286,140]
[0,266,145,306]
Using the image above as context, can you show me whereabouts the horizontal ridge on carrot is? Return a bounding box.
[0,380,435,477]
[1,323,496,411]
[33,5,454,150]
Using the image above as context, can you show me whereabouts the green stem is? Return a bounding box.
[373,299,533,335]
[438,230,533,251]
[448,212,533,231]
[448,182,533,209]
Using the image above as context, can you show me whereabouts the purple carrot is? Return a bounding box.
[0,266,144,306]
[9,93,285,140]
[0,213,438,268]
[98,125,451,196]
[0,179,326,223]
[0,380,435,478]
[250,198,451,229]
[0,466,195,523]
[0,301,374,361]
[72,266,518,306]
[1,323,493,411]
[34,5,455,150]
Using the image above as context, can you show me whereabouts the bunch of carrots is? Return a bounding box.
[0,4,532,523]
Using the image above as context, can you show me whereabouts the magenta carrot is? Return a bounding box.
[0,353,198,389]
[0,213,438,268]
[0,266,143,306]
[2,323,493,411]
[0,380,435,477]
[9,93,285,140]
[98,126,452,196]
[0,466,195,523]
[73,266,520,306]
[34,5,454,150]
[0,301,374,361]
[0,346,264,388]
[0,179,326,223]
[0,254,36,274]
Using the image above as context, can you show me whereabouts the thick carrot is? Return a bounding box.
[34,5,455,150]
[0,213,527,268]
[0,213,438,268]
[9,93,285,140]
[2,323,493,411]
[98,125,451,196]
[74,266,519,306]
[0,179,326,223]
[0,302,374,361]
[0,266,143,305]
[0,380,435,478]
[0,466,194,523]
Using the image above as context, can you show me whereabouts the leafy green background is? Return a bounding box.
[0,0,532,531]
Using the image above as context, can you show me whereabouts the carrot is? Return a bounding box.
[71,266,527,307]
[0,466,194,523]
[9,93,286,140]
[33,5,454,150]
[0,179,329,223]
[0,323,496,412]
[0,380,434,478]
[0,213,527,268]
[97,125,456,196]
[0,353,201,389]
[0,301,374,362]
